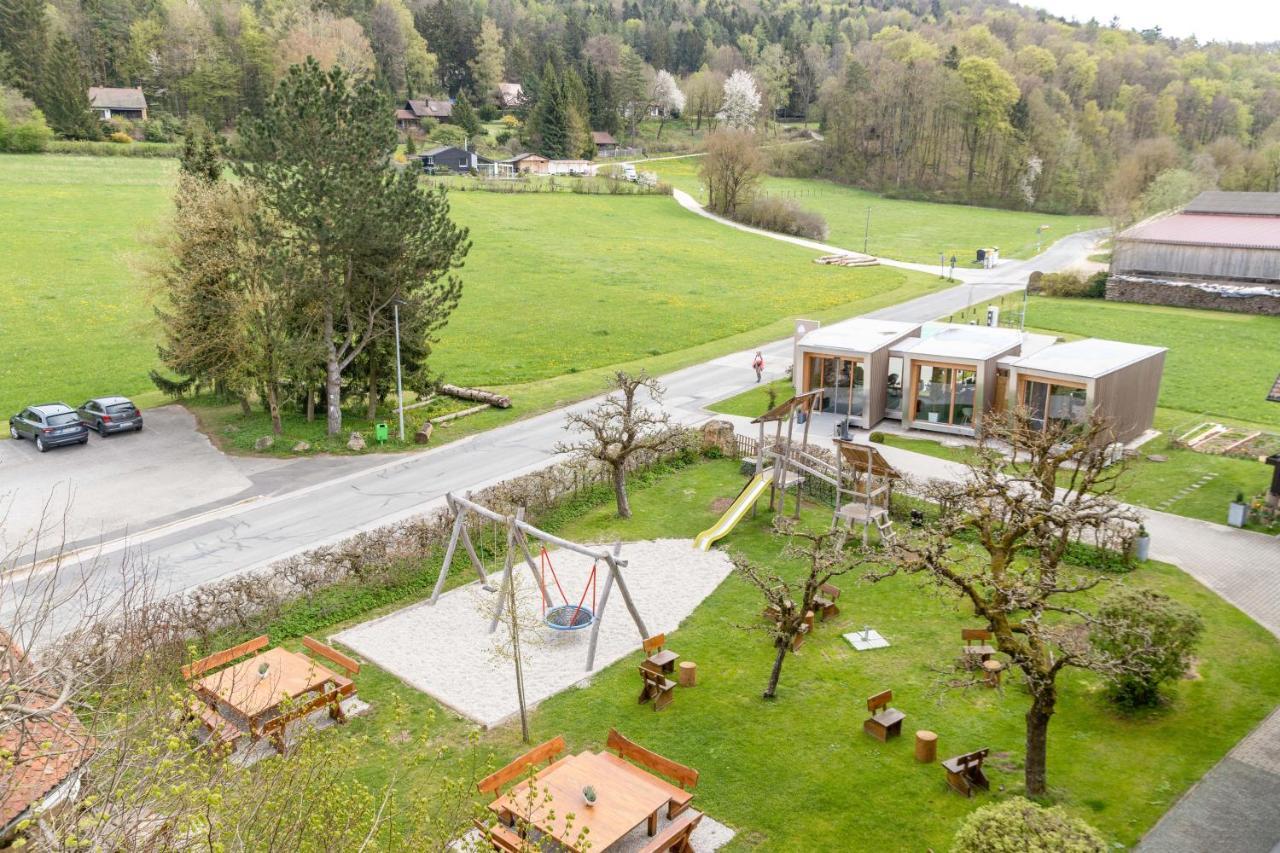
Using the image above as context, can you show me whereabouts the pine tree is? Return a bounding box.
[452,94,482,138]
[180,118,222,182]
[40,36,100,139]
[0,0,46,99]
[533,61,569,158]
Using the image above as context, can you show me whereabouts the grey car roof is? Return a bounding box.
[32,403,75,414]
[87,396,132,405]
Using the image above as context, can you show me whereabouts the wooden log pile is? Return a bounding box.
[440,384,512,408]
[815,253,879,268]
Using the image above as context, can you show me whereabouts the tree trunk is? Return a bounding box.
[1024,686,1056,796]
[612,465,632,519]
[657,115,665,139]
[305,386,315,423]
[366,359,379,421]
[324,309,342,436]
[238,395,252,417]
[763,640,787,699]
[266,383,283,435]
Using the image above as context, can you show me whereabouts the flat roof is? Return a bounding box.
[1184,191,1280,217]
[1117,213,1280,250]
[898,323,1024,361]
[798,318,919,355]
[1012,338,1165,379]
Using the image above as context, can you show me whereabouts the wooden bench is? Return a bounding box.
[477,736,567,801]
[187,698,240,750]
[302,636,360,714]
[812,583,842,620]
[605,728,699,818]
[472,818,524,852]
[181,634,269,681]
[639,666,677,711]
[643,633,680,674]
[863,689,905,742]
[961,629,997,669]
[942,748,990,797]
[638,809,703,852]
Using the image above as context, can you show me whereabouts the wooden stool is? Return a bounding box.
[982,659,1005,688]
[915,730,938,763]
[678,661,697,688]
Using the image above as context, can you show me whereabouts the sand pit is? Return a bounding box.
[335,539,733,728]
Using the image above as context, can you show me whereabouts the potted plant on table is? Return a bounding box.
[1133,524,1151,562]
[258,661,270,679]
[582,786,597,808]
[1228,492,1249,528]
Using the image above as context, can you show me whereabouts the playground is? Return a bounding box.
[335,530,732,728]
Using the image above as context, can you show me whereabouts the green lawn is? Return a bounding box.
[302,459,1280,849]
[0,154,940,440]
[649,156,1106,265]
[0,154,176,419]
[706,378,793,418]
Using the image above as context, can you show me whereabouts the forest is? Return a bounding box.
[1,0,1278,213]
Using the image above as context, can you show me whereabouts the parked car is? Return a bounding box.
[8,403,90,452]
[76,396,144,436]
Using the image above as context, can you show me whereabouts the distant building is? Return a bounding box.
[417,145,490,174]
[506,152,549,174]
[591,130,619,156]
[396,98,453,131]
[1108,191,1280,315]
[496,82,525,109]
[1,631,94,840]
[88,86,147,120]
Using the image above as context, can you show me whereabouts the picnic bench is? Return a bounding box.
[812,583,841,620]
[185,634,359,754]
[643,634,680,675]
[605,728,699,819]
[942,748,990,797]
[863,689,905,742]
[639,665,677,711]
[477,735,567,814]
[638,809,703,852]
[472,818,525,852]
[961,628,997,668]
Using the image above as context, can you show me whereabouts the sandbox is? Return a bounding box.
[335,539,733,728]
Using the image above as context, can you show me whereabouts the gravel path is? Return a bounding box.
[336,540,733,728]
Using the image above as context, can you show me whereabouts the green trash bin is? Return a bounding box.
[375,422,389,443]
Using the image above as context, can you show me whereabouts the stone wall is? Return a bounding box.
[1106,275,1280,316]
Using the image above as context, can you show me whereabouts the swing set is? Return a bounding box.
[429,492,650,671]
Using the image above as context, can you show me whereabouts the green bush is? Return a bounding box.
[1091,586,1204,708]
[1031,271,1106,298]
[0,113,53,152]
[733,195,828,240]
[47,139,180,157]
[869,431,886,443]
[495,130,512,145]
[477,103,500,121]
[109,131,135,144]
[952,797,1107,853]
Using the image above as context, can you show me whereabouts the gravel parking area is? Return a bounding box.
[336,539,733,728]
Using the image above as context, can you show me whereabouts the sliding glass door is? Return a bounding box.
[911,363,978,427]
[805,354,866,416]
[1021,379,1088,430]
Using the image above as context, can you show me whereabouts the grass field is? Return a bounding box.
[0,155,175,419]
[263,459,1280,849]
[0,154,940,446]
[648,156,1106,265]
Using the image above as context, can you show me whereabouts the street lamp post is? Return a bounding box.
[393,299,406,442]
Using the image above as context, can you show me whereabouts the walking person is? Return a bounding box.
[752,351,765,383]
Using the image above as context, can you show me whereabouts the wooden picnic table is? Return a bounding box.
[488,750,673,851]
[193,646,341,724]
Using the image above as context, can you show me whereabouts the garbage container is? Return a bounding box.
[975,248,986,263]
[375,422,389,443]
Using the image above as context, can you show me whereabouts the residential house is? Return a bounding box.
[793,319,1166,442]
[417,145,491,174]
[497,82,525,109]
[396,98,454,131]
[88,86,147,120]
[546,159,596,176]
[591,131,619,156]
[506,152,550,175]
[2,631,94,840]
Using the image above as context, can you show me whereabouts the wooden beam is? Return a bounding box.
[429,498,468,605]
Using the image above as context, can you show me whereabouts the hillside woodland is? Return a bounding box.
[1,0,1277,214]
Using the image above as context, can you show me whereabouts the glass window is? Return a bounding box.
[1022,380,1088,430]
[952,369,977,425]
[914,365,953,424]
[886,357,904,413]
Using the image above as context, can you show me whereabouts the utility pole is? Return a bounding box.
[393,299,405,441]
[863,207,871,254]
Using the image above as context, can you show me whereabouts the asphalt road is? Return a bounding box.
[0,223,1103,632]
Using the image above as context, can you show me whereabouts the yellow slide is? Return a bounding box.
[694,472,770,551]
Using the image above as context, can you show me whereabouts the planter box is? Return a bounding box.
[1228,502,1248,528]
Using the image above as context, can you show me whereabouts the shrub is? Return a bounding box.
[869,431,886,443]
[477,103,499,121]
[46,139,179,157]
[1091,586,1204,707]
[734,195,828,240]
[952,797,1107,853]
[109,131,134,144]
[495,130,512,145]
[1030,271,1106,298]
[500,114,520,128]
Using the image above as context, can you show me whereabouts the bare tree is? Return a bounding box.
[555,371,682,519]
[868,409,1150,796]
[700,128,765,216]
[733,523,867,699]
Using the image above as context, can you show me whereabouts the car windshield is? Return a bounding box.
[47,413,79,426]
[106,403,135,414]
